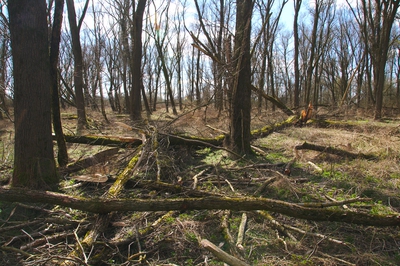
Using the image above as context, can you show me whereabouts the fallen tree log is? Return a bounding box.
[53,134,143,148]
[0,187,399,226]
[251,115,298,139]
[61,147,119,174]
[295,141,376,160]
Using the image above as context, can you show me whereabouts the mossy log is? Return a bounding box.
[61,146,144,265]
[251,115,298,139]
[0,187,399,226]
[295,141,376,160]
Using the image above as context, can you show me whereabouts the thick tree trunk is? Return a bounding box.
[8,0,58,189]
[229,0,253,155]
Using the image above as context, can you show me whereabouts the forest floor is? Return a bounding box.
[1,104,400,265]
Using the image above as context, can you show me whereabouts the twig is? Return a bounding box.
[6,224,76,247]
[73,224,88,263]
[275,230,288,252]
[281,223,351,248]
[0,245,32,258]
[162,132,242,159]
[192,168,209,190]
[256,211,297,241]
[15,203,53,213]
[20,231,76,250]
[225,179,235,192]
[206,124,227,134]
[221,210,235,246]
[236,213,247,250]
[253,177,276,196]
[251,145,267,156]
[297,197,372,208]
[200,239,250,266]
[307,161,323,173]
[229,162,285,171]
[21,229,34,241]
[318,251,356,266]
[0,219,43,233]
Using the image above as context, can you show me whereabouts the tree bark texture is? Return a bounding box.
[130,0,147,121]
[229,0,254,155]
[8,0,58,189]
[0,187,399,226]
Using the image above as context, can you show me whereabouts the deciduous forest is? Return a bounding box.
[0,0,400,265]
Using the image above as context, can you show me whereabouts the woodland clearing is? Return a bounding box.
[1,105,400,265]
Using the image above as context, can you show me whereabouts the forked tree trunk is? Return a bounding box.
[66,0,88,132]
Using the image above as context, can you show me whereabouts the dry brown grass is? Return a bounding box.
[1,105,400,265]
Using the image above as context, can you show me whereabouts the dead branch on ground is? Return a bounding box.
[295,141,376,160]
[200,239,250,266]
[0,187,399,226]
[61,147,119,174]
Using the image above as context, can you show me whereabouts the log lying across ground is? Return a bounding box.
[295,141,377,160]
[0,187,399,226]
[58,116,300,149]
[52,134,143,148]
[61,147,120,174]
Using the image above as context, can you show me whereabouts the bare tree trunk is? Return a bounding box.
[9,0,58,189]
[196,49,201,106]
[119,0,131,114]
[0,37,8,119]
[129,0,147,121]
[66,0,88,133]
[304,0,320,106]
[357,0,399,119]
[397,48,400,110]
[229,0,253,156]
[293,0,302,108]
[50,0,69,167]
